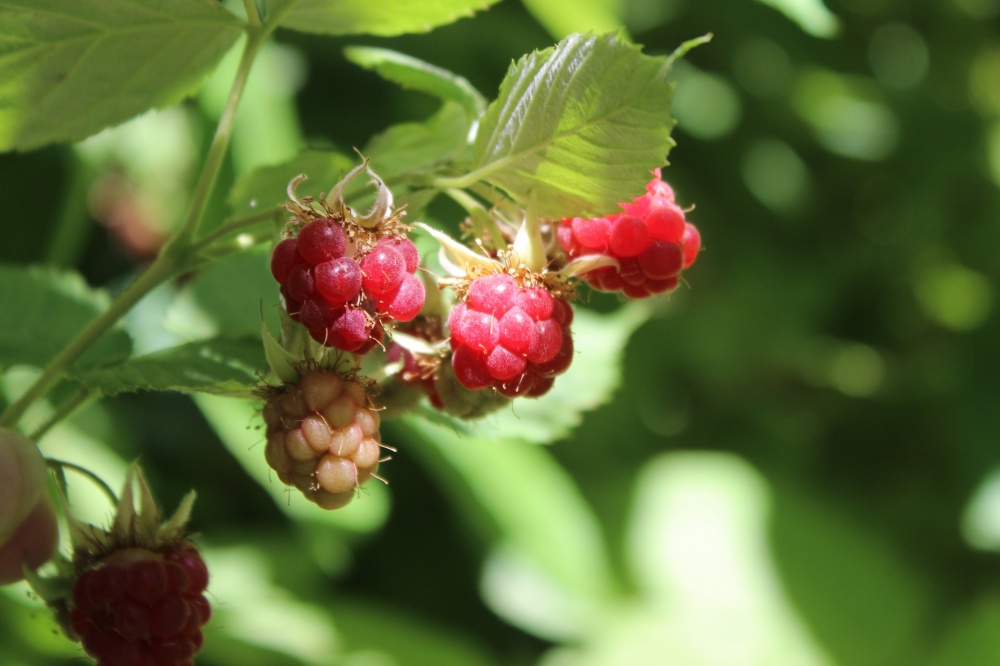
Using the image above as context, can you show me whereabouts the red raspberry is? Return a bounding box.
[296,218,347,265]
[270,223,424,354]
[361,237,424,323]
[558,170,701,298]
[448,276,572,397]
[70,545,211,666]
[263,369,386,510]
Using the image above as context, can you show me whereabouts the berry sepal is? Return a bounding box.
[27,464,211,666]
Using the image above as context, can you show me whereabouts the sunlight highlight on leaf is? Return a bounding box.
[464,32,687,217]
[274,0,501,37]
[0,0,242,151]
[755,0,841,38]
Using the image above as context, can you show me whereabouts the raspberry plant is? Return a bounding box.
[0,1,709,663]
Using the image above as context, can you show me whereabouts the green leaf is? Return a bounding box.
[75,337,263,397]
[535,453,831,663]
[465,32,683,217]
[0,0,243,151]
[327,598,498,666]
[273,0,501,37]
[462,301,652,444]
[364,101,471,181]
[167,245,281,340]
[226,149,356,221]
[0,263,132,371]
[770,484,932,666]
[344,46,487,117]
[402,416,615,601]
[926,598,1000,666]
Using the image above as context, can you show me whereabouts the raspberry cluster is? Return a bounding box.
[263,369,384,510]
[270,218,424,354]
[447,274,573,397]
[557,169,701,299]
[70,545,211,666]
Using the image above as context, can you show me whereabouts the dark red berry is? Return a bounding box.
[296,218,346,265]
[557,171,699,298]
[314,257,363,306]
[71,545,211,666]
[270,238,301,284]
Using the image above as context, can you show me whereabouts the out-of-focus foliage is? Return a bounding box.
[2,0,1000,664]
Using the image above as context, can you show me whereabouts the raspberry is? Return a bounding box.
[263,369,386,510]
[361,242,407,296]
[270,224,424,354]
[296,218,347,265]
[558,170,701,298]
[70,544,211,666]
[361,237,424,322]
[448,275,573,397]
[314,257,363,307]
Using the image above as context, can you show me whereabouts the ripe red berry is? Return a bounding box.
[270,222,424,354]
[361,243,407,296]
[558,171,700,298]
[296,218,346,265]
[448,276,573,397]
[270,238,301,284]
[314,257,363,306]
[71,545,211,666]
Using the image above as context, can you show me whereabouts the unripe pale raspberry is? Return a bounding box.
[558,170,701,298]
[263,369,386,510]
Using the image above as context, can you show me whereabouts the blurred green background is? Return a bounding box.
[3,0,1000,663]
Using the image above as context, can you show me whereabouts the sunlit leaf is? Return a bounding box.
[465,32,683,217]
[0,0,242,151]
[344,46,486,116]
[0,264,132,371]
[273,0,501,37]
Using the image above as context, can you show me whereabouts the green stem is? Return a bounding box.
[0,22,273,432]
[444,189,507,249]
[187,207,282,258]
[242,0,262,28]
[29,388,95,442]
[169,26,267,249]
[46,458,118,506]
[0,256,179,430]
[44,152,93,268]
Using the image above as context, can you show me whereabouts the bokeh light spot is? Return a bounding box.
[733,38,794,97]
[868,23,929,89]
[741,139,810,214]
[793,70,900,160]
[672,64,742,140]
[914,261,993,332]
